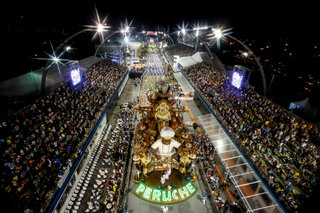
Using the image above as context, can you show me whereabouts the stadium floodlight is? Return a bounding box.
[242,52,249,57]
[95,19,134,56]
[53,57,59,63]
[207,27,231,48]
[34,41,70,70]
[196,30,199,37]
[97,23,104,33]
[207,26,267,96]
[66,46,71,52]
[120,19,133,35]
[34,40,78,97]
[84,6,111,42]
[193,26,208,31]
[177,22,188,36]
[213,28,222,39]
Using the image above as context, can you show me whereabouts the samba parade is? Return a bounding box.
[132,68,199,203]
[3,8,320,212]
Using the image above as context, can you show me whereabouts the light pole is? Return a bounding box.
[40,6,111,95]
[210,28,267,96]
[94,30,123,56]
[124,35,129,67]
[163,33,174,46]
[193,28,215,60]
[94,22,132,66]
[40,22,109,95]
[193,25,208,53]
[177,25,215,60]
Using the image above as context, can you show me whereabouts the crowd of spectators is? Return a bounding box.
[86,101,135,212]
[163,43,195,62]
[0,59,127,212]
[183,62,320,211]
[193,135,244,213]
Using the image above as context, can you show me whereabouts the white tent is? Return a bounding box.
[172,52,207,71]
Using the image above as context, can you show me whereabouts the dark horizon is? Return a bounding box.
[5,0,320,83]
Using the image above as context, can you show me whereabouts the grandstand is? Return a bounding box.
[2,20,319,213]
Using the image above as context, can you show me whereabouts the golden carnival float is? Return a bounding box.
[133,80,199,204]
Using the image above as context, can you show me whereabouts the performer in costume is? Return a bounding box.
[150,126,182,159]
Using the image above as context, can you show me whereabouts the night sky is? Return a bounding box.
[5,0,320,82]
[7,1,319,33]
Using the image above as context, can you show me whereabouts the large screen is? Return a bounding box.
[71,68,81,85]
[232,72,243,89]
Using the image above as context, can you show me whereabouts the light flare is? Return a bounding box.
[207,27,232,48]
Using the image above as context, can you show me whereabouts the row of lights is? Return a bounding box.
[36,10,134,67]
[176,24,232,49]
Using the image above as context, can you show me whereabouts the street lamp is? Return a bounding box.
[97,24,104,33]
[53,57,59,63]
[195,30,199,37]
[209,27,267,96]
[189,25,215,60]
[242,51,249,57]
[39,8,111,95]
[213,28,222,39]
[124,36,129,43]
[94,19,134,65]
[181,28,186,35]
[35,41,79,96]
[162,33,174,46]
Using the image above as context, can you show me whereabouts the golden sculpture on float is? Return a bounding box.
[133,80,198,189]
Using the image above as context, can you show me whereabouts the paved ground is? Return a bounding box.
[106,79,140,127]
[77,79,139,212]
[124,54,214,213]
[78,53,242,213]
[125,99,213,212]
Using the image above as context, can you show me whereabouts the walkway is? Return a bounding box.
[125,53,213,213]
[198,114,283,213]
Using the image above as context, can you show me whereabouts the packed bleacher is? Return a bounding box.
[163,43,195,62]
[0,59,127,212]
[183,63,320,211]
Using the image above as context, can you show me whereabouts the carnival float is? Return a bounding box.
[132,79,199,204]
